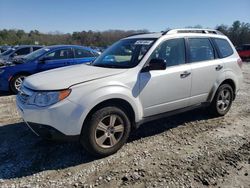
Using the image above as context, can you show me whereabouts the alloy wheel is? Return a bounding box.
[14,76,26,92]
[95,114,125,148]
[216,88,231,112]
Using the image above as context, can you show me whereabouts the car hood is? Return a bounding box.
[24,64,127,90]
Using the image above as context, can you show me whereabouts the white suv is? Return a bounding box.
[16,29,243,157]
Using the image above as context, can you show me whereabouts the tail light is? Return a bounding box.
[237,58,243,69]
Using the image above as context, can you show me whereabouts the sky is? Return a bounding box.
[0,0,249,33]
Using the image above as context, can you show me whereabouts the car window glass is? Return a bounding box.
[151,38,185,67]
[45,49,73,60]
[214,38,233,58]
[92,38,155,68]
[33,47,42,51]
[15,47,31,55]
[75,48,94,58]
[189,38,215,62]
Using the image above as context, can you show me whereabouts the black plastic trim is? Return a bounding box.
[26,122,79,141]
[136,103,210,127]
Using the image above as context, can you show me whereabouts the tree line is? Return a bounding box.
[0,21,249,47]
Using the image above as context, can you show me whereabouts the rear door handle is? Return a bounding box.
[215,65,223,71]
[180,71,191,78]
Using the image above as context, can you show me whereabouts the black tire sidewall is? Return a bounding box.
[80,106,131,157]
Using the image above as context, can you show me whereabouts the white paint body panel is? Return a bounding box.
[16,31,243,136]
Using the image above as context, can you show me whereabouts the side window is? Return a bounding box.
[15,47,31,55]
[151,38,185,67]
[74,48,94,58]
[213,38,233,58]
[45,49,73,60]
[188,38,215,62]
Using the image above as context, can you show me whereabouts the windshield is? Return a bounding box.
[92,38,156,68]
[0,48,15,56]
[23,48,49,61]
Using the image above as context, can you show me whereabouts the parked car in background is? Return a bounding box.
[0,45,99,93]
[16,29,243,157]
[0,45,12,54]
[0,45,43,64]
[236,44,250,61]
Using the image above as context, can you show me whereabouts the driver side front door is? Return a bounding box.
[139,38,192,117]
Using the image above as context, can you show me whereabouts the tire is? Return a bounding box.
[208,84,233,116]
[80,106,131,157]
[10,74,27,94]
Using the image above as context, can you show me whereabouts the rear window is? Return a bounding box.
[16,47,31,55]
[74,48,94,58]
[214,38,233,58]
[188,38,215,63]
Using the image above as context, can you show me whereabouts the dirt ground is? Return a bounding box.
[0,63,249,188]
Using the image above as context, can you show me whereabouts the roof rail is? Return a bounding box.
[162,29,224,35]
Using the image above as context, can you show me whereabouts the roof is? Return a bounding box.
[44,45,97,52]
[125,29,225,40]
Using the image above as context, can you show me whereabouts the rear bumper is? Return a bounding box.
[24,121,79,141]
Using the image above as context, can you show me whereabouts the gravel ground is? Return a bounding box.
[0,63,249,188]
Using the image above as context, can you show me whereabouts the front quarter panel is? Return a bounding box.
[67,73,142,133]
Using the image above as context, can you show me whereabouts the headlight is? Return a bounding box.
[0,69,4,74]
[32,89,71,107]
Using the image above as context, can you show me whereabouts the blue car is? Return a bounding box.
[0,45,99,93]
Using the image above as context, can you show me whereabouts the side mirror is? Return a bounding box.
[142,58,166,72]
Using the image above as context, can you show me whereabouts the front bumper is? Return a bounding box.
[24,121,79,141]
[16,95,85,137]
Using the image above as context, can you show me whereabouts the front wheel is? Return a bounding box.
[80,106,131,157]
[208,84,233,116]
[10,74,27,94]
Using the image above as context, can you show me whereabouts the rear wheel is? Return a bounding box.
[209,84,233,116]
[10,74,27,94]
[80,106,131,157]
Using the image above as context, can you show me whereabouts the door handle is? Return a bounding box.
[180,71,191,78]
[215,65,223,71]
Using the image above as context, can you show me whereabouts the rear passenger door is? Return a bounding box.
[38,48,74,71]
[187,38,224,105]
[73,48,97,64]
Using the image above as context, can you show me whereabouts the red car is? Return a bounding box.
[237,44,250,61]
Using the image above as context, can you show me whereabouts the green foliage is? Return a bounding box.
[216,21,250,46]
[0,21,249,47]
[0,29,148,47]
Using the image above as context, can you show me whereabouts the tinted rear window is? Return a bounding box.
[74,48,94,58]
[188,38,215,62]
[214,38,233,58]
